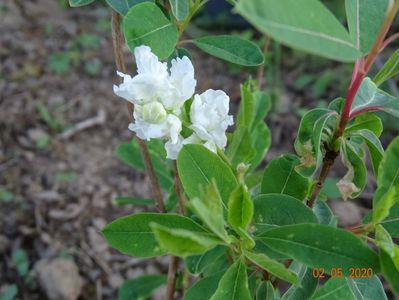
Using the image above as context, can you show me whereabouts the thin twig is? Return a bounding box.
[111,10,180,299]
[257,35,271,90]
[173,161,187,215]
[307,145,339,207]
[111,11,165,212]
[60,109,106,139]
[165,256,179,300]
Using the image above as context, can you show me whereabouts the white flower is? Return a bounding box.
[135,102,167,124]
[113,46,169,105]
[162,56,196,111]
[113,46,196,112]
[190,89,234,151]
[129,114,181,143]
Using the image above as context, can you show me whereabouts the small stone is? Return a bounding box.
[27,128,47,142]
[36,258,83,300]
[108,273,123,289]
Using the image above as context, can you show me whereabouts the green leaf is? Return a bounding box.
[253,194,318,234]
[244,251,298,284]
[102,213,212,257]
[0,285,18,300]
[106,0,153,15]
[380,249,399,295]
[373,136,399,221]
[177,144,238,204]
[193,35,264,66]
[295,108,338,177]
[346,113,383,137]
[345,0,388,54]
[113,196,154,206]
[256,281,276,300]
[151,223,221,257]
[338,140,367,200]
[310,278,355,300]
[282,262,318,300]
[236,0,361,62]
[374,48,399,86]
[375,224,399,270]
[118,275,166,300]
[237,82,256,128]
[249,122,271,171]
[319,177,342,200]
[347,276,388,300]
[189,181,228,240]
[169,0,189,21]
[123,2,178,59]
[210,259,252,300]
[183,273,223,300]
[378,202,399,237]
[236,83,271,170]
[350,129,384,177]
[228,185,253,231]
[261,155,310,200]
[237,83,271,130]
[258,224,380,275]
[69,0,95,7]
[226,127,256,168]
[313,201,337,227]
[185,246,228,275]
[373,188,399,225]
[350,77,399,118]
[115,140,173,190]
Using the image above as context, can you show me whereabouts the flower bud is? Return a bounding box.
[135,102,167,124]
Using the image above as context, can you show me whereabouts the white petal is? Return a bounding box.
[166,114,182,144]
[113,71,135,103]
[128,120,166,140]
[129,74,168,103]
[189,89,233,151]
[169,56,196,101]
[165,136,184,160]
[134,45,168,78]
[190,124,213,142]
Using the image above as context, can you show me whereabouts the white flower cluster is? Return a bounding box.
[114,45,234,159]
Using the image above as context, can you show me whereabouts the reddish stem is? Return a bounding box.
[349,106,384,119]
[336,0,399,138]
[380,32,399,52]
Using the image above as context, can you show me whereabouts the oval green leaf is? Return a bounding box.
[253,194,318,234]
[210,259,252,300]
[169,0,189,21]
[261,154,310,200]
[236,0,361,62]
[102,213,210,257]
[345,0,388,54]
[258,224,380,275]
[244,251,298,284]
[106,0,154,15]
[193,35,264,66]
[118,275,166,300]
[123,2,178,59]
[177,144,238,204]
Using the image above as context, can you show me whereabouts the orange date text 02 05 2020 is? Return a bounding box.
[312,267,374,279]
